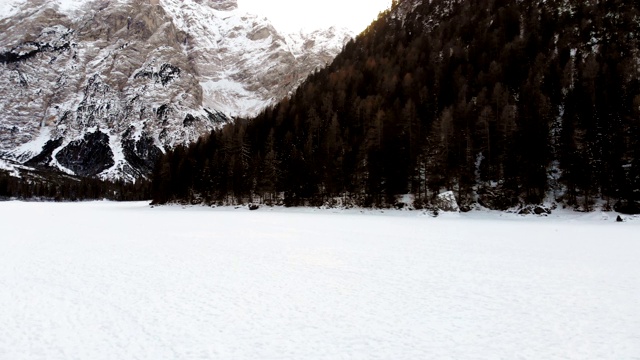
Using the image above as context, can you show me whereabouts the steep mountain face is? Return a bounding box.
[151,0,640,213]
[0,0,352,180]
[159,0,352,117]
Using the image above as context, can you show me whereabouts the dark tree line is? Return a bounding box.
[152,0,640,213]
[0,170,151,202]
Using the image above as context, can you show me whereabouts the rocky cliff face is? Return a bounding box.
[0,0,352,180]
[161,0,353,117]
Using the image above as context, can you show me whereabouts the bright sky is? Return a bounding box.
[238,0,391,33]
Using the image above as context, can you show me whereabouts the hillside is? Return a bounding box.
[0,0,351,181]
[152,0,640,213]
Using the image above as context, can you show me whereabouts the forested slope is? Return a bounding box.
[152,0,640,212]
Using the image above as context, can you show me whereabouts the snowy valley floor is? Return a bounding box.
[1,201,639,359]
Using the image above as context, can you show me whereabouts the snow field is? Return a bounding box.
[0,201,639,359]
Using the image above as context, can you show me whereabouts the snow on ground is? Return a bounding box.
[0,201,639,360]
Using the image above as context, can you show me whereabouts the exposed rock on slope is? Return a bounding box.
[0,0,352,180]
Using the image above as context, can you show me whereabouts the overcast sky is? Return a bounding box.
[238,0,391,33]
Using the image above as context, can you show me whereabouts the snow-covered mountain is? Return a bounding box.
[0,0,352,180]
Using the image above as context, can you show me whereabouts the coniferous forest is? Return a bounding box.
[0,170,151,202]
[152,0,640,213]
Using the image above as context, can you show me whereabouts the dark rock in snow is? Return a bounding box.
[134,63,181,86]
[55,131,114,177]
[534,206,550,215]
[518,205,551,215]
[25,138,64,167]
[183,114,197,127]
[616,215,624,222]
[122,132,163,176]
[0,40,71,65]
[204,108,230,125]
[434,191,460,212]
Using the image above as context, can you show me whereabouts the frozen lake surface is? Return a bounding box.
[1,201,639,359]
